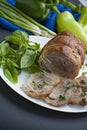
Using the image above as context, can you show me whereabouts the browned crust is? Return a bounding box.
[39,31,86,79]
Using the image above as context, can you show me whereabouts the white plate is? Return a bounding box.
[79,0,87,6]
[0,35,87,113]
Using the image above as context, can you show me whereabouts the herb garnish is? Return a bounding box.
[43,80,48,85]
[32,80,48,87]
[81,79,87,84]
[59,94,66,100]
[32,80,40,87]
[81,92,87,96]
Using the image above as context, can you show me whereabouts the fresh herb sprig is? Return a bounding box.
[0,30,41,83]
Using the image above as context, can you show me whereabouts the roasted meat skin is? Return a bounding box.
[39,31,85,79]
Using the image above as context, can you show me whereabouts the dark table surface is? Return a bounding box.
[1,1,87,130]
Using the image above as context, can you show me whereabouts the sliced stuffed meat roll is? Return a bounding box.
[39,31,85,79]
[21,71,60,98]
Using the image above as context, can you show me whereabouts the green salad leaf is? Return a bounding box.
[21,50,37,68]
[0,42,9,57]
[5,30,29,48]
[0,30,41,83]
[4,66,18,83]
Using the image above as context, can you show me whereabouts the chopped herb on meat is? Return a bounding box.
[81,91,87,96]
[81,79,87,84]
[59,94,66,100]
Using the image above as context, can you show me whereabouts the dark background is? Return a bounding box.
[1,1,87,130]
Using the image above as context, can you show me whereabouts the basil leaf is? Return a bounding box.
[0,42,9,57]
[28,42,40,51]
[4,66,18,83]
[0,30,41,83]
[5,30,29,48]
[21,50,37,68]
[6,59,19,68]
[28,63,41,73]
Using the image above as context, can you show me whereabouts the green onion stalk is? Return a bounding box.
[0,0,56,38]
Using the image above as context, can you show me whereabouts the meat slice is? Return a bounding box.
[76,75,87,89]
[44,84,68,106]
[44,78,79,106]
[21,71,60,98]
[22,74,87,106]
[66,87,82,105]
[44,77,87,106]
[39,31,85,79]
[76,75,87,105]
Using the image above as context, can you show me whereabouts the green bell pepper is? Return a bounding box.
[56,11,87,52]
[15,0,59,21]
